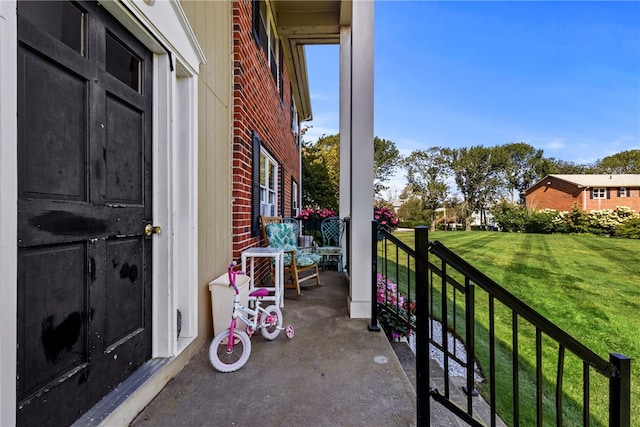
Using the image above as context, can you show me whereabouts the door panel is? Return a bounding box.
[17,244,87,397]
[19,50,87,201]
[105,95,144,204]
[105,237,146,346]
[17,2,153,425]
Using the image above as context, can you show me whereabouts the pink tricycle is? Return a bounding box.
[209,261,294,372]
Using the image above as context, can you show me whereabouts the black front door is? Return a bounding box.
[16,2,153,425]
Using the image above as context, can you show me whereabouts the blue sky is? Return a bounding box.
[304,1,640,194]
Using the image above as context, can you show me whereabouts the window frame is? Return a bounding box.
[619,187,629,197]
[290,83,298,135]
[259,148,278,216]
[592,187,607,199]
[252,0,282,95]
[291,178,299,217]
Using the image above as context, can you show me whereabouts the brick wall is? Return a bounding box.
[584,188,640,211]
[526,179,582,211]
[526,179,640,212]
[232,0,301,276]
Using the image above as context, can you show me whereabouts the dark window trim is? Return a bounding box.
[291,177,298,217]
[251,0,260,47]
[280,164,285,217]
[251,131,261,237]
[279,41,284,103]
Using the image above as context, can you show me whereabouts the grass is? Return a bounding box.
[385,230,640,426]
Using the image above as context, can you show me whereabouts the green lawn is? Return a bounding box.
[389,230,639,426]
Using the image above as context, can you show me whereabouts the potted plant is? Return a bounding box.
[296,207,338,232]
[374,205,399,233]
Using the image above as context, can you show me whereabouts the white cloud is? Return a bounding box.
[310,92,333,102]
[544,138,566,151]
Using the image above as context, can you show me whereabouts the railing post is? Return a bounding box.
[368,220,380,332]
[464,280,478,407]
[415,226,430,426]
[609,353,631,427]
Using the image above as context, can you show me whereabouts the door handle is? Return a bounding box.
[145,224,162,236]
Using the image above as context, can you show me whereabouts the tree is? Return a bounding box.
[314,134,340,184]
[539,157,592,175]
[447,145,504,230]
[374,137,401,196]
[397,197,430,224]
[494,142,545,203]
[402,147,450,231]
[301,139,338,210]
[593,149,640,174]
[301,134,401,208]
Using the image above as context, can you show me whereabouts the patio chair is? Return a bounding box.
[318,216,345,277]
[283,217,301,236]
[261,216,322,296]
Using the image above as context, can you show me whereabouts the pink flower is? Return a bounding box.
[374,205,399,231]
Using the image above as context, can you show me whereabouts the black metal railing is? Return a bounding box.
[371,223,631,427]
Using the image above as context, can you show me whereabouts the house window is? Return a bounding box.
[619,187,629,197]
[291,179,298,217]
[290,84,298,136]
[252,0,282,95]
[251,131,277,236]
[259,149,278,216]
[592,188,607,199]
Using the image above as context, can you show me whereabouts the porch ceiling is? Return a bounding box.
[272,0,352,121]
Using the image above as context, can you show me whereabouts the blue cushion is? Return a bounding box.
[265,223,297,248]
[265,222,321,267]
[293,251,322,267]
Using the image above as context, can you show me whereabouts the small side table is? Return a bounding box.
[241,247,285,307]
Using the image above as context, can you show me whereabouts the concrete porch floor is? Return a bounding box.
[130,269,498,427]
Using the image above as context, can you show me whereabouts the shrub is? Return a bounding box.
[526,209,560,234]
[565,203,590,233]
[614,218,640,239]
[491,201,527,232]
[492,202,639,238]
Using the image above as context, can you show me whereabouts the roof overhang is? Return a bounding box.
[526,174,640,194]
[271,0,351,121]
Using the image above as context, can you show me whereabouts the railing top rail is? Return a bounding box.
[377,227,416,258]
[429,240,619,379]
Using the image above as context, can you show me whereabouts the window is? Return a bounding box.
[19,1,85,55]
[291,179,298,217]
[260,150,278,216]
[252,0,282,95]
[592,188,607,199]
[278,41,284,103]
[106,32,141,92]
[290,84,298,136]
[619,187,629,197]
[252,0,268,53]
[251,131,279,236]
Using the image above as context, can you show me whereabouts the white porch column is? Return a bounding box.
[346,0,374,318]
[339,26,351,273]
[0,2,17,425]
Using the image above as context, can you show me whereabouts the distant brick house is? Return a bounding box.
[525,174,640,212]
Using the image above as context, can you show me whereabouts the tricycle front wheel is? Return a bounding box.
[209,328,251,372]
